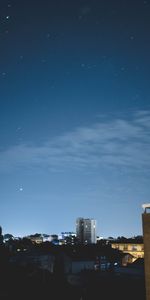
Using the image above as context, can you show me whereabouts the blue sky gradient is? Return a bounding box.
[0,0,150,237]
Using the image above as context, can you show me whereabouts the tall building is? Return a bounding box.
[142,203,150,300]
[76,218,96,244]
[0,226,3,245]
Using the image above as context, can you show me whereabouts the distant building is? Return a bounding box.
[111,242,144,265]
[26,234,43,244]
[10,251,55,273]
[60,232,76,239]
[49,235,59,245]
[59,232,77,245]
[142,203,150,300]
[3,234,14,242]
[76,218,96,244]
[26,234,59,245]
[42,234,51,242]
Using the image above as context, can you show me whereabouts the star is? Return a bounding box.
[121,67,125,71]
[19,187,23,192]
[130,35,135,40]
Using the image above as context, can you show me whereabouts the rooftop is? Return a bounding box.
[142,203,150,213]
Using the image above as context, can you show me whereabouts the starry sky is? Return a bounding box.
[0,0,150,238]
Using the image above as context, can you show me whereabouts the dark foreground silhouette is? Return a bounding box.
[0,264,146,300]
[0,242,146,300]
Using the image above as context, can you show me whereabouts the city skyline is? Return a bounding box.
[0,209,144,239]
[0,1,150,238]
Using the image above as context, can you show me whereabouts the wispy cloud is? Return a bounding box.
[0,110,150,172]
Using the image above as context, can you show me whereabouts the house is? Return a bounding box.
[10,250,55,273]
[111,242,144,264]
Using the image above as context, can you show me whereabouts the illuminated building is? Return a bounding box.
[26,234,43,244]
[59,232,77,245]
[76,218,96,244]
[142,203,150,300]
[111,242,144,265]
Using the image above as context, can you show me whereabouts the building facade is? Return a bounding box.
[111,242,144,265]
[0,226,3,245]
[76,218,96,244]
[142,203,150,300]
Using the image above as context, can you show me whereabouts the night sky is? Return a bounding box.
[0,0,150,238]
